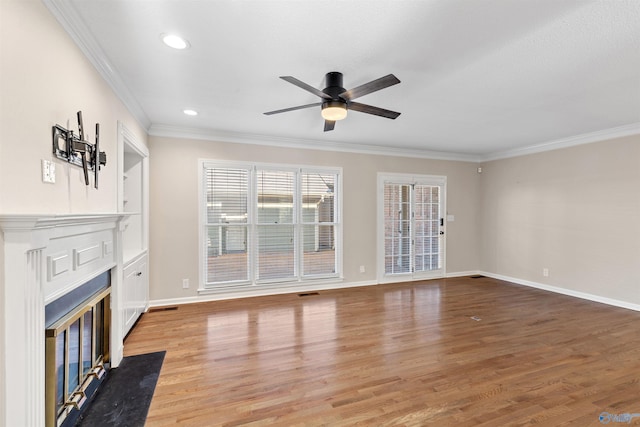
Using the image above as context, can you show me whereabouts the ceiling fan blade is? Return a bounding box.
[280,76,332,99]
[339,74,400,101]
[324,120,336,132]
[264,102,322,115]
[348,102,401,119]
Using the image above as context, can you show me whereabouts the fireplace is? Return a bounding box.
[45,271,111,427]
[0,214,128,427]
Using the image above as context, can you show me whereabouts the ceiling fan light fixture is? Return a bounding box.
[321,101,348,121]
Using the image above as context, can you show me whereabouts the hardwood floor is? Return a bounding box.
[123,276,640,426]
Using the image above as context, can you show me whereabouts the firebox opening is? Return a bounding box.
[44,271,111,427]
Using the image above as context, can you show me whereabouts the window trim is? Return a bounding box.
[198,159,343,293]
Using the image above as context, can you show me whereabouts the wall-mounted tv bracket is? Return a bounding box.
[52,111,107,188]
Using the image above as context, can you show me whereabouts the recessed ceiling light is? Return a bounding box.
[162,34,190,50]
[183,109,198,116]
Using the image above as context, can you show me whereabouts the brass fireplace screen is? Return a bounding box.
[45,288,111,427]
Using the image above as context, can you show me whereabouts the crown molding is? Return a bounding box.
[42,0,151,130]
[150,122,640,164]
[148,124,482,162]
[480,122,640,162]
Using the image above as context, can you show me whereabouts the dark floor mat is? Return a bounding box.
[76,351,165,427]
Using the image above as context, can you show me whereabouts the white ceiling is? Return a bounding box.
[46,0,640,161]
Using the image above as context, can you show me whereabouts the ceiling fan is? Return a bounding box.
[264,72,401,132]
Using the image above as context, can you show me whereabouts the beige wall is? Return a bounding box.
[0,0,147,214]
[148,136,481,301]
[479,135,640,304]
[0,1,149,421]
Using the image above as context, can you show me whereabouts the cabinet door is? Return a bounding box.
[123,262,139,335]
[135,259,148,317]
[123,254,149,336]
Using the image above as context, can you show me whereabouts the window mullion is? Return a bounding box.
[249,166,256,285]
[295,169,301,280]
[411,184,416,274]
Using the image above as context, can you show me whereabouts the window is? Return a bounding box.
[201,161,341,290]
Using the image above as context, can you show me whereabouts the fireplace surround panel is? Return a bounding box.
[43,225,115,305]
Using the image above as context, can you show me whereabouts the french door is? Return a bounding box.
[378,174,446,282]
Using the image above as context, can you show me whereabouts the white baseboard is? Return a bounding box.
[150,271,640,313]
[149,279,378,308]
[149,271,479,308]
[445,270,480,278]
[480,271,640,312]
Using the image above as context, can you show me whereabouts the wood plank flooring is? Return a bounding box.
[123,276,640,426]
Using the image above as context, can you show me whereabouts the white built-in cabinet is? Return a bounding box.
[123,252,148,334]
[118,122,149,336]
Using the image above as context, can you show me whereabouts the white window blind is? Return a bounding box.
[256,169,296,281]
[384,184,411,274]
[301,172,337,277]
[201,162,341,289]
[414,185,441,272]
[205,167,250,284]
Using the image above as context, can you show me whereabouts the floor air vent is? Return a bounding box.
[298,292,319,297]
[470,275,485,279]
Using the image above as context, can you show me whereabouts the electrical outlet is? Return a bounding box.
[182,279,189,289]
[543,268,549,277]
[359,265,365,273]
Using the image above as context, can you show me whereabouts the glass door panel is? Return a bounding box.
[381,177,445,281]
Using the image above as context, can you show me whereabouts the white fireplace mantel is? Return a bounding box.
[0,213,129,427]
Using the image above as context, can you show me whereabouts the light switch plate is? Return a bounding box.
[42,159,56,183]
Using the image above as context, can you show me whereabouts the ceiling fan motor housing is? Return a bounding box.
[323,72,347,101]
